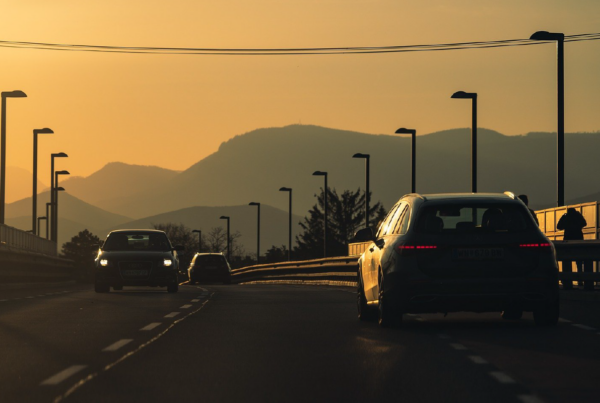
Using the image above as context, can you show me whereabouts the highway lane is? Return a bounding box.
[1,283,599,403]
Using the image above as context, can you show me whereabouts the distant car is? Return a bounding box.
[188,253,232,285]
[354,192,559,327]
[94,229,184,293]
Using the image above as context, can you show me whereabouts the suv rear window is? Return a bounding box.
[416,203,533,234]
[195,256,227,266]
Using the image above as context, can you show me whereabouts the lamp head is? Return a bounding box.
[352,153,370,159]
[312,171,327,176]
[34,128,54,135]
[39,216,47,220]
[56,187,65,192]
[2,90,27,98]
[51,152,68,158]
[530,31,564,41]
[220,216,229,220]
[451,91,477,99]
[192,229,201,233]
[55,170,70,175]
[279,187,291,192]
[249,202,260,206]
[395,128,416,135]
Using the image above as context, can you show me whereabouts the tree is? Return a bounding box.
[152,223,199,271]
[61,229,101,280]
[294,188,386,260]
[264,244,289,263]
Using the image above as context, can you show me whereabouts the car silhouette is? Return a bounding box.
[94,229,184,293]
[354,192,559,327]
[188,253,232,285]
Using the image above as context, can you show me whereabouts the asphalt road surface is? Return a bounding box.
[1,282,599,403]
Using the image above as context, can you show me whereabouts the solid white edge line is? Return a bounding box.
[164,312,180,318]
[139,323,161,331]
[450,343,467,350]
[572,324,596,331]
[468,355,488,364]
[489,371,516,384]
[102,339,133,352]
[40,365,87,386]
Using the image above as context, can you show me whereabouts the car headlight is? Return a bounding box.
[163,259,173,267]
[100,259,110,267]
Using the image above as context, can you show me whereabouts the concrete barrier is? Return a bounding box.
[0,249,75,284]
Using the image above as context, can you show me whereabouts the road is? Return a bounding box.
[1,282,599,403]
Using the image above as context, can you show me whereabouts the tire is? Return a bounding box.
[94,282,110,293]
[167,283,179,293]
[357,271,374,321]
[533,298,559,327]
[501,309,523,320]
[378,274,401,328]
[112,285,123,291]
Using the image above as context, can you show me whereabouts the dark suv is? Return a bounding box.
[94,229,183,293]
[188,253,231,285]
[355,192,559,327]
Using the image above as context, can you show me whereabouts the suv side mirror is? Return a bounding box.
[354,227,375,242]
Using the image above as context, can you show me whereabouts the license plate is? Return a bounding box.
[122,270,149,276]
[453,248,504,260]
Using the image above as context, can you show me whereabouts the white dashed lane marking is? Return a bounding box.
[140,323,161,331]
[450,343,468,350]
[191,299,200,302]
[518,395,545,403]
[40,365,87,386]
[572,324,596,331]
[489,371,516,384]
[164,312,180,318]
[180,304,192,309]
[103,339,133,352]
[468,355,488,364]
[558,318,571,323]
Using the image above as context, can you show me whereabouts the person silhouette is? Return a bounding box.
[557,208,590,290]
[517,194,539,226]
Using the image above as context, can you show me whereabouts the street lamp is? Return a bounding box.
[249,202,261,264]
[53,170,69,243]
[220,216,230,261]
[0,90,27,224]
[55,186,65,250]
[32,128,53,234]
[192,229,202,253]
[451,91,478,193]
[352,153,370,228]
[312,171,328,258]
[395,127,417,193]
[50,153,68,241]
[279,187,292,261]
[530,31,566,206]
[45,202,51,239]
[37,216,47,236]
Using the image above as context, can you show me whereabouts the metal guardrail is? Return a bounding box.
[0,223,56,257]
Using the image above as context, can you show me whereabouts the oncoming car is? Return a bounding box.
[354,192,559,327]
[94,229,184,293]
[188,253,232,285]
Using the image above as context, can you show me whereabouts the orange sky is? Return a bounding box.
[1,0,600,190]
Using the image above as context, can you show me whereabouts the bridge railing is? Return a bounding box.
[0,223,56,257]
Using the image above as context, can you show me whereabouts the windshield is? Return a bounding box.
[103,232,171,251]
[416,203,533,234]
[195,256,227,266]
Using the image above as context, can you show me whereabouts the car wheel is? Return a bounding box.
[533,298,559,327]
[94,282,110,293]
[357,271,374,321]
[501,309,523,320]
[167,283,179,293]
[378,274,401,328]
[112,285,123,291]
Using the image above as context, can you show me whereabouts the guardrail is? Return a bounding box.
[0,223,56,257]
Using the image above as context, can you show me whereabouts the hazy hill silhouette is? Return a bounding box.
[103,204,303,256]
[6,166,47,204]
[59,162,179,214]
[94,125,600,217]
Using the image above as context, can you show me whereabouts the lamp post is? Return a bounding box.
[395,127,417,193]
[279,187,292,261]
[352,153,370,228]
[451,91,478,193]
[530,31,565,207]
[192,229,202,253]
[55,186,65,250]
[0,90,27,224]
[45,202,51,239]
[312,171,328,258]
[50,153,68,241]
[37,216,46,236]
[220,216,230,261]
[249,202,261,264]
[32,128,53,234]
[53,170,69,243]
